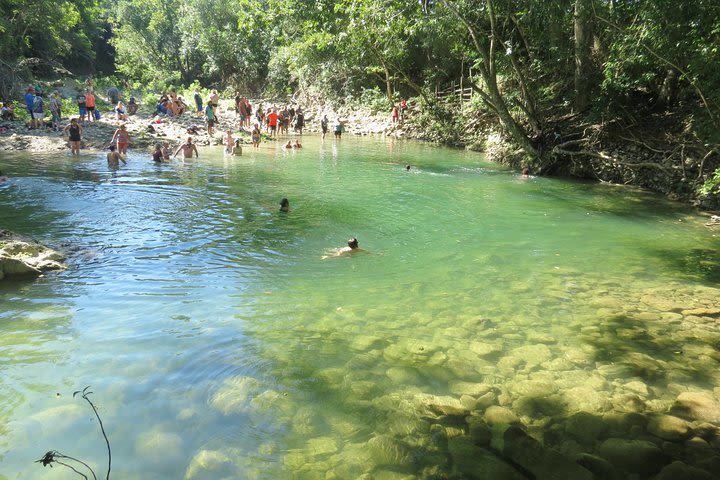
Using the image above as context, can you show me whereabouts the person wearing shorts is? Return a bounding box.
[76,93,87,122]
[267,108,278,138]
[64,118,83,154]
[31,94,44,129]
[85,89,96,122]
[205,104,215,135]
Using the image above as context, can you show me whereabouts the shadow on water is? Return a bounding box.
[645,247,720,284]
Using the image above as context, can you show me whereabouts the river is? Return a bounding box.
[1,136,719,479]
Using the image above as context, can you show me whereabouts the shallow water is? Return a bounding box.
[1,137,719,479]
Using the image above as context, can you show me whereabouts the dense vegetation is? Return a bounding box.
[2,0,720,201]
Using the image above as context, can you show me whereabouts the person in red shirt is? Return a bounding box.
[85,89,96,122]
[267,108,279,138]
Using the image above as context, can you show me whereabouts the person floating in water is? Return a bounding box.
[322,237,366,259]
[279,198,290,212]
[292,139,302,148]
[0,171,8,182]
[406,165,411,171]
[285,140,293,149]
[521,167,531,178]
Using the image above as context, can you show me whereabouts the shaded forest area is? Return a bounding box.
[2,0,720,205]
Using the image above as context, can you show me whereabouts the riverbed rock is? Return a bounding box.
[654,460,719,480]
[565,412,608,445]
[209,375,264,415]
[184,449,237,479]
[0,231,66,280]
[366,434,412,466]
[575,453,622,480]
[596,438,670,475]
[135,429,183,461]
[671,391,720,423]
[484,406,521,426]
[447,435,526,479]
[449,381,493,397]
[491,424,593,480]
[646,414,693,441]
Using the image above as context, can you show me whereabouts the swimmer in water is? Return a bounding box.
[232,139,243,156]
[280,198,290,212]
[322,237,366,259]
[107,144,124,166]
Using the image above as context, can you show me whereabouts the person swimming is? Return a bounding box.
[280,198,290,212]
[322,237,366,259]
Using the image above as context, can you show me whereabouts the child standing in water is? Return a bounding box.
[251,125,261,148]
[225,130,234,153]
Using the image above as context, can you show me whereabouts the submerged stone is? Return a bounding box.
[449,381,493,397]
[596,438,670,475]
[135,430,183,460]
[484,406,520,426]
[447,436,526,479]
[366,434,412,466]
[671,391,720,423]
[654,460,719,480]
[209,376,264,415]
[491,424,593,480]
[564,412,608,445]
[646,414,693,441]
[184,449,237,479]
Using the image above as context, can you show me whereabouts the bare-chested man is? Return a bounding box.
[173,137,199,159]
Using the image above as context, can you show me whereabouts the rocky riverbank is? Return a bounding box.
[0,95,397,155]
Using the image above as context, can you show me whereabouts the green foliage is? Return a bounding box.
[348,87,392,114]
[0,0,110,73]
[700,168,720,196]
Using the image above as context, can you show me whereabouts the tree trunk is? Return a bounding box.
[383,63,393,99]
[573,0,594,112]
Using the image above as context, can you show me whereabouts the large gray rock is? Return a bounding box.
[596,438,670,475]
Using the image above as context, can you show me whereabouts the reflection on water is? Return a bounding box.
[1,137,719,479]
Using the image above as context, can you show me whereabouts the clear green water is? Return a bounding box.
[1,137,719,479]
